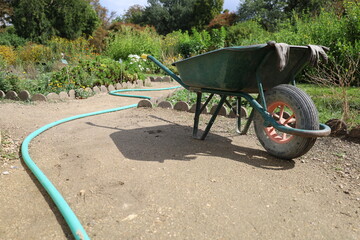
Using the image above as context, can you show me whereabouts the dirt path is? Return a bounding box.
[1,82,359,240]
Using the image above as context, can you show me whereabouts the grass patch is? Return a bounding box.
[298,84,360,127]
[166,84,360,128]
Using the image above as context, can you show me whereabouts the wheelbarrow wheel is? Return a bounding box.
[254,84,319,159]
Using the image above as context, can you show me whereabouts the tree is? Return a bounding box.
[125,0,224,35]
[11,0,99,42]
[123,5,145,24]
[192,0,223,28]
[141,0,194,35]
[207,10,237,29]
[237,0,287,31]
[284,0,335,16]
[237,0,337,31]
[87,0,116,28]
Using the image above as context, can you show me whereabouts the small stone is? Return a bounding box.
[18,90,31,101]
[59,91,69,100]
[47,92,60,101]
[137,99,153,108]
[158,101,173,109]
[100,85,108,93]
[144,78,152,87]
[174,101,189,111]
[68,90,76,99]
[5,91,18,100]
[115,83,123,90]
[163,76,171,82]
[122,214,138,221]
[210,104,228,116]
[155,76,163,82]
[149,76,155,82]
[85,87,93,93]
[79,189,86,196]
[127,81,135,89]
[136,80,143,88]
[0,90,5,98]
[108,84,115,92]
[2,171,10,175]
[348,126,360,139]
[31,93,47,101]
[92,86,101,94]
[326,119,347,136]
[189,104,208,114]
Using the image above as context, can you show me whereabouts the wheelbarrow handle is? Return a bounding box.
[141,54,189,89]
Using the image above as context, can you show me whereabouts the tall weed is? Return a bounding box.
[105,26,161,61]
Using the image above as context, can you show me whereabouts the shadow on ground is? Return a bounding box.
[87,121,295,171]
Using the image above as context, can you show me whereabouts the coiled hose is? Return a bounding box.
[21,86,181,240]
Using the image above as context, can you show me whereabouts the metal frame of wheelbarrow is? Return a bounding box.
[144,54,331,140]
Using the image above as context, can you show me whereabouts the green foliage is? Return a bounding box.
[130,0,223,35]
[46,37,95,62]
[299,84,360,126]
[167,88,223,107]
[49,56,124,93]
[11,0,99,43]
[237,0,288,31]
[192,0,224,29]
[236,0,333,31]
[105,26,161,60]
[209,27,227,50]
[226,20,270,46]
[171,27,227,57]
[0,28,27,47]
[122,5,145,24]
[0,71,21,93]
[17,73,52,94]
[142,0,195,35]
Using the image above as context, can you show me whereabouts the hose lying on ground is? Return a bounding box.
[21,86,181,240]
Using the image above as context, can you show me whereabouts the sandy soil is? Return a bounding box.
[0,82,359,240]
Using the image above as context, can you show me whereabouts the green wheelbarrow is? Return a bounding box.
[142,41,331,159]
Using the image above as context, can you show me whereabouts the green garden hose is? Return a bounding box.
[21,86,181,240]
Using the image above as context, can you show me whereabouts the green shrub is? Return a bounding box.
[0,31,27,47]
[105,26,161,61]
[46,37,94,62]
[18,74,52,94]
[209,27,227,50]
[226,20,271,46]
[0,72,22,93]
[17,43,52,64]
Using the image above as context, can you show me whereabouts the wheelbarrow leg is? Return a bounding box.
[193,92,202,138]
[199,95,227,140]
[236,97,242,133]
[224,97,243,134]
[239,94,259,135]
[193,93,215,139]
[240,108,254,135]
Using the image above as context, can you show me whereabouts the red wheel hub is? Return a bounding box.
[264,101,296,144]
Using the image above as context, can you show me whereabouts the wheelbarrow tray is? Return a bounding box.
[172,44,309,93]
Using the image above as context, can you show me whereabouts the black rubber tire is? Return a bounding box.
[254,84,319,159]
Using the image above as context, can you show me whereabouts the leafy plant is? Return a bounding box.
[0,72,22,93]
[105,26,161,61]
[0,45,16,65]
